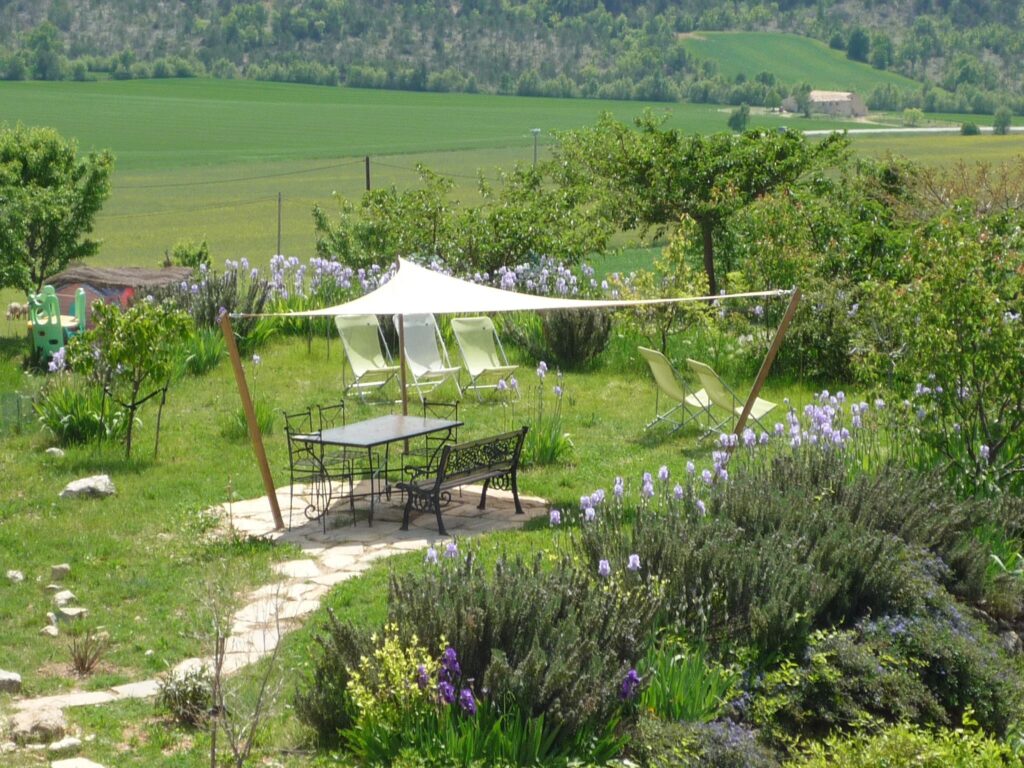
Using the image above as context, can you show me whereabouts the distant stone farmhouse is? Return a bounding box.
[781,90,868,118]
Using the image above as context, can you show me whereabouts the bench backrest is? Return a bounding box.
[435,426,528,485]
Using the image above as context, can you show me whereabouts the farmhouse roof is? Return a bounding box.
[49,265,193,291]
[808,90,857,101]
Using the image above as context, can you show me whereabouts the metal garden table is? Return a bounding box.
[291,414,462,528]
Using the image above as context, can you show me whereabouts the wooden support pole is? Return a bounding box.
[220,313,284,530]
[398,314,409,417]
[733,288,802,438]
[365,155,371,191]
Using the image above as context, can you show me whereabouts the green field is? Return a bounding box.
[0,78,1022,281]
[680,31,921,95]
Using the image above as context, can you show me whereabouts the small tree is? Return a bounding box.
[727,103,750,133]
[607,226,710,353]
[0,124,113,293]
[67,299,191,459]
[902,108,924,127]
[847,28,870,62]
[554,112,847,294]
[993,106,1012,136]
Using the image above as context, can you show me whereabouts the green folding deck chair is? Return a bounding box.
[29,287,64,363]
[638,346,719,434]
[686,358,777,434]
[334,314,399,398]
[395,314,462,402]
[450,316,518,401]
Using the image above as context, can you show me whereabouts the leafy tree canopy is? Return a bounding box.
[0,123,113,294]
[554,111,848,294]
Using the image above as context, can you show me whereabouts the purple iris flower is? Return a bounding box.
[598,559,611,578]
[424,547,438,565]
[620,668,641,700]
[549,509,561,526]
[458,687,477,714]
[627,554,641,572]
[438,680,456,704]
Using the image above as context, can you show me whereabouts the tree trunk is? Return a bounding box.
[701,220,717,296]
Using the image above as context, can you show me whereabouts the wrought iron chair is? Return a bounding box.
[282,407,333,530]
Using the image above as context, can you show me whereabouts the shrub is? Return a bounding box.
[340,627,628,766]
[961,121,981,135]
[785,722,1019,767]
[752,605,1024,748]
[157,665,212,726]
[294,615,372,747]
[67,626,110,676]
[634,716,780,768]
[578,442,993,662]
[639,637,739,723]
[152,263,273,353]
[861,608,1024,736]
[386,548,661,737]
[852,209,1024,495]
[540,308,613,370]
[176,326,225,377]
[750,628,946,748]
[35,375,129,446]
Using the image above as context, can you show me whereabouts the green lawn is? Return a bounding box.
[679,31,921,95]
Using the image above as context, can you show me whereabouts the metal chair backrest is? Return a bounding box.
[638,347,689,404]
[397,314,450,377]
[450,316,507,375]
[686,359,737,412]
[335,314,390,374]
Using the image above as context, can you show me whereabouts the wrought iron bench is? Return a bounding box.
[396,426,529,535]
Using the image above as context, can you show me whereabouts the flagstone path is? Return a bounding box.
[7,483,548,722]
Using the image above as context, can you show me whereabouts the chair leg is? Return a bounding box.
[477,478,491,510]
[511,472,523,515]
[434,494,448,536]
[401,494,414,531]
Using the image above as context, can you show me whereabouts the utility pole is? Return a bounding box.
[531,128,540,168]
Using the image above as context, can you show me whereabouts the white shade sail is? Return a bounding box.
[244,258,790,318]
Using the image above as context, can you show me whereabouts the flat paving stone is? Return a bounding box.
[52,759,107,768]
[14,691,114,712]
[110,680,160,699]
[271,559,322,579]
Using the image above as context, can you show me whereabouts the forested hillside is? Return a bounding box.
[0,0,1021,114]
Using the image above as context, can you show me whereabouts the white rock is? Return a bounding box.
[47,736,82,756]
[6,569,24,583]
[47,612,58,626]
[52,759,108,768]
[53,590,76,607]
[59,475,115,499]
[0,741,16,753]
[51,563,71,580]
[56,606,88,622]
[0,669,22,693]
[40,625,59,637]
[46,447,65,458]
[10,707,65,744]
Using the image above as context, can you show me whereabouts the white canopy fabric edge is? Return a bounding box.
[234,257,793,318]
